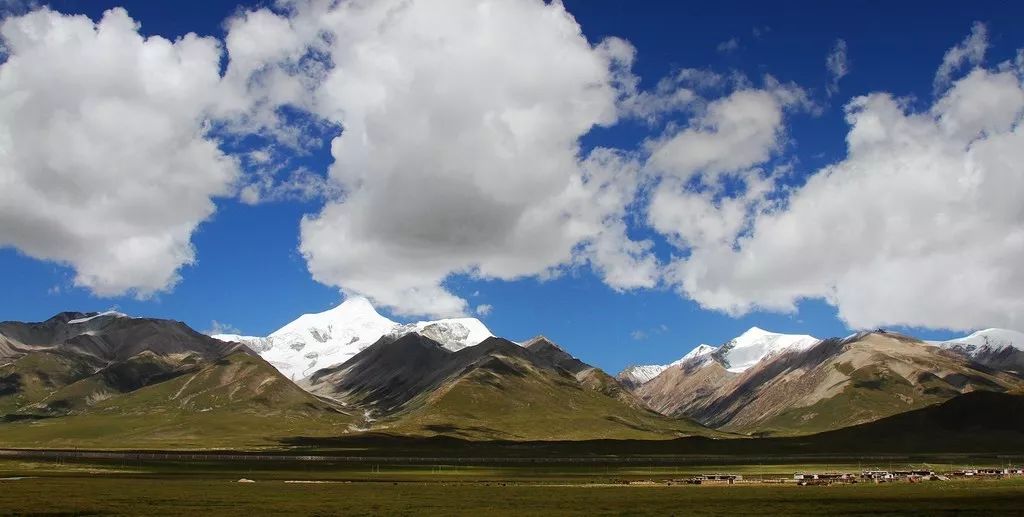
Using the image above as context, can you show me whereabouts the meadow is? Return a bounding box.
[2,457,1023,515]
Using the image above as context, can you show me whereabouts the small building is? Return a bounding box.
[891,470,937,481]
[978,468,1008,476]
[795,473,853,481]
[688,474,742,484]
[861,470,893,481]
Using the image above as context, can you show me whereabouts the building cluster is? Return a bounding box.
[792,467,1024,485]
[951,468,1024,477]
[682,474,743,485]
[622,466,1024,487]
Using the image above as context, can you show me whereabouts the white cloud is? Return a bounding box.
[0,0,34,17]
[615,69,714,125]
[575,149,660,291]
[826,39,849,96]
[239,167,336,205]
[474,304,493,317]
[649,168,776,252]
[222,0,653,317]
[716,38,739,54]
[0,8,237,297]
[204,320,241,336]
[934,21,987,94]
[645,79,813,184]
[663,59,1024,330]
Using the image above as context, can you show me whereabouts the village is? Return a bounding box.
[622,467,1024,487]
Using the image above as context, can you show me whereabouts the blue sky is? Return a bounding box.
[2,0,1024,373]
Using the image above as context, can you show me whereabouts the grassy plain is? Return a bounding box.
[2,458,1024,515]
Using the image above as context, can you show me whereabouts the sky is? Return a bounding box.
[2,0,1024,374]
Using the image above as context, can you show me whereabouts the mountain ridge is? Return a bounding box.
[212,297,493,380]
[302,333,717,440]
[3,311,1024,446]
[631,329,1024,436]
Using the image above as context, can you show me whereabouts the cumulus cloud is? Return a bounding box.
[645,78,813,184]
[474,304,493,317]
[649,168,777,252]
[826,39,849,96]
[661,52,1024,330]
[934,21,987,94]
[0,8,237,297]
[222,0,654,317]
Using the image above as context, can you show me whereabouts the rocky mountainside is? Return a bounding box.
[213,297,492,380]
[303,333,716,440]
[631,329,1024,435]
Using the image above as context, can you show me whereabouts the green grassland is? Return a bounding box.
[1,458,1023,516]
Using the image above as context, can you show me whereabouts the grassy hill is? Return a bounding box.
[308,334,720,441]
[284,391,1024,457]
[0,352,356,449]
[0,313,362,449]
[382,353,717,440]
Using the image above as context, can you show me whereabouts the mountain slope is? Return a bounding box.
[0,313,356,448]
[634,330,1024,436]
[305,334,718,440]
[636,356,738,417]
[618,344,717,389]
[616,328,813,390]
[0,312,255,416]
[214,297,493,380]
[523,336,645,408]
[801,390,1024,453]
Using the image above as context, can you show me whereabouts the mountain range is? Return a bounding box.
[0,308,711,445]
[623,327,1024,435]
[1,300,1022,448]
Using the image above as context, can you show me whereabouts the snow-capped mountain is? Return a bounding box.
[681,343,717,363]
[390,318,492,352]
[213,297,493,380]
[713,327,819,373]
[928,328,1024,373]
[617,344,717,387]
[930,328,1024,355]
[619,328,819,387]
[618,364,673,386]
